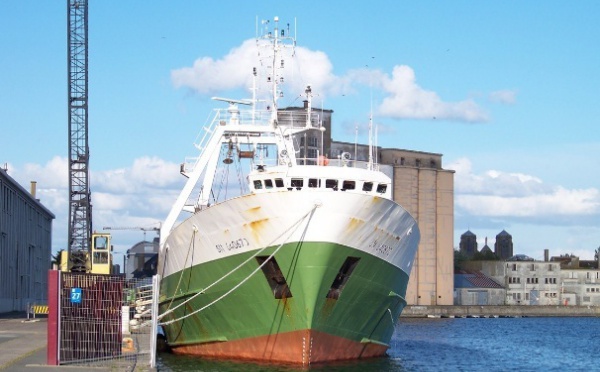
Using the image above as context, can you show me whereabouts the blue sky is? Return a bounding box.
[2,1,599,261]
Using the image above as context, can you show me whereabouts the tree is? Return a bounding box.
[51,249,64,268]
[472,250,500,261]
[454,249,469,270]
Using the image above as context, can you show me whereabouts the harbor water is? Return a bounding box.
[157,316,600,371]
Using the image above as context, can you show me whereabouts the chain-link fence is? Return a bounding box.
[53,272,158,370]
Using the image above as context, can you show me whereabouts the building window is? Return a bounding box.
[512,264,517,271]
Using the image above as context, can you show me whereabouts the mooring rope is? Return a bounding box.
[160,228,197,317]
[159,203,318,326]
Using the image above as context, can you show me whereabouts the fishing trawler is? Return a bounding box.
[157,17,420,365]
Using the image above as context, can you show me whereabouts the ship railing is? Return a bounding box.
[295,157,376,170]
[191,109,270,152]
[182,108,276,175]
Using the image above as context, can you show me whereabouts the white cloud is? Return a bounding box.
[377,65,488,122]
[449,157,600,217]
[171,39,340,102]
[489,89,517,104]
[170,41,488,123]
[171,39,258,95]
[94,156,182,193]
[9,157,184,253]
[14,156,68,189]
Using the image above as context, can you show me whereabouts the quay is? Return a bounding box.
[402,305,600,318]
[2,306,598,371]
[0,312,111,372]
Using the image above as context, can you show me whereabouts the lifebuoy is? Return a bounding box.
[318,155,329,166]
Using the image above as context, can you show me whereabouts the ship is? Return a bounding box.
[157,16,420,365]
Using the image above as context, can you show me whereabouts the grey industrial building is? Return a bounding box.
[125,238,159,279]
[0,167,54,313]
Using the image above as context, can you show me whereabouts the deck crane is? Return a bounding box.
[62,0,113,274]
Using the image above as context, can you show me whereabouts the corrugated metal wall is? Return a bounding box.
[0,169,54,313]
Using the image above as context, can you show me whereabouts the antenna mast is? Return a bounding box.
[67,0,92,271]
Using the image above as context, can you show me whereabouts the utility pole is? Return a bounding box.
[67,0,91,271]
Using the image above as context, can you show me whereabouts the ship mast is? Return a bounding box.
[270,17,283,128]
[259,16,295,128]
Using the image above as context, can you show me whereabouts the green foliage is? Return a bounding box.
[472,250,500,261]
[454,248,499,270]
[454,249,469,270]
[51,249,64,267]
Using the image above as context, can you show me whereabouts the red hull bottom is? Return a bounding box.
[171,329,388,365]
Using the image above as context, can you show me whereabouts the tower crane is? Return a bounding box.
[103,226,161,241]
[62,0,113,274]
[66,0,91,272]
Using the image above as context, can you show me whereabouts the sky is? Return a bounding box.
[1,1,599,261]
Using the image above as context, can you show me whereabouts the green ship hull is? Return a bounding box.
[159,241,409,364]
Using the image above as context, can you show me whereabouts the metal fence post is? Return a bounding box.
[47,270,60,365]
[150,274,160,368]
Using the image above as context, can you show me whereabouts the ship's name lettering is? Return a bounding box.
[215,237,249,253]
[369,240,393,256]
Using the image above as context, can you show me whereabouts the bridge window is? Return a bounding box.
[325,179,338,190]
[342,180,355,191]
[362,182,373,192]
[275,178,284,188]
[308,178,320,188]
[376,184,387,193]
[253,180,263,189]
[264,179,273,189]
[291,178,304,190]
